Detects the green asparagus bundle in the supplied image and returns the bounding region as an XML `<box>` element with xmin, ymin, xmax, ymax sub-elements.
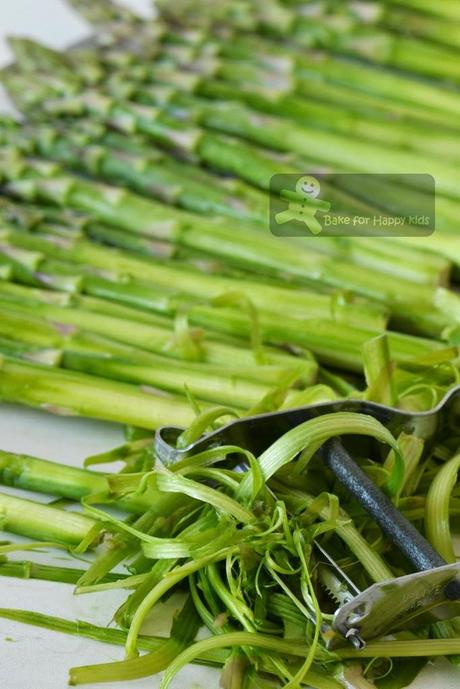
<box><xmin>4</xmin><ymin>156</ymin><xmax>460</xmax><ymax>340</ymax></box>
<box><xmin>1</xmin><ymin>116</ymin><xmax>454</xmax><ymax>287</ymax></box>
<box><xmin>7</xmin><ymin>51</ymin><xmax>460</xmax><ymax>206</ymax></box>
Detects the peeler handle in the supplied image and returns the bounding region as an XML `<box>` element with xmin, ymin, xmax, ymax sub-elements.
<box><xmin>320</xmin><ymin>438</ymin><xmax>446</xmax><ymax>572</ymax></box>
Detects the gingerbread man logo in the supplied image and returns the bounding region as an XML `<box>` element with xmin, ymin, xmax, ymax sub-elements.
<box><xmin>275</xmin><ymin>175</ymin><xmax>331</xmax><ymax>235</ymax></box>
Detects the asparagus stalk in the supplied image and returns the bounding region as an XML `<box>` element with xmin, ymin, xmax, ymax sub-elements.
<box><xmin>384</xmin><ymin>0</ymin><xmax>460</xmax><ymax>21</ymax></box>
<box><xmin>77</xmin><ymin>0</ymin><xmax>460</xmax><ymax>82</ymax></box>
<box><xmin>23</xmin><ymin>120</ymin><xmax>270</xmax><ymax>225</ymax></box>
<box><xmin>0</xmin><ymin>491</ymin><xmax>97</xmax><ymax>545</ymax></box>
<box><xmin>0</xmin><ymin>560</ymin><xmax>125</xmax><ymax>584</ymax></box>
<box><xmin>285</xmin><ymin>7</ymin><xmax>460</xmax><ymax>82</ymax></box>
<box><xmin>78</xmin><ymin>0</ymin><xmax>460</xmax><ymax>82</ymax></box>
<box><xmin>20</xmin><ymin>31</ymin><xmax>460</xmax><ymax>144</ymax></box>
<box><xmin>36</xmin><ymin>80</ymin><xmax>460</xmax><ymax>203</ymax></box>
<box><xmin>193</xmin><ymin>67</ymin><xmax>460</xmax><ymax>164</ymax></box>
<box><xmin>0</xmin><ymin>241</ymin><xmax>447</xmax><ymax>376</ymax></box>
<box><xmin>382</xmin><ymin>6</ymin><xmax>460</xmax><ymax>50</ymax></box>
<box><xmin>65</xmin><ymin>21</ymin><xmax>458</xmax><ymax>166</ymax></box>
<box><xmin>140</xmin><ymin>25</ymin><xmax>460</xmax><ymax>121</ymax></box>
<box><xmin>0</xmin><ymin>450</ymin><xmax>195</xmax><ymax>518</ymax></box>
<box><xmin>0</xmin><ymin>268</ymin><xmax>445</xmax><ymax>373</ymax></box>
<box><xmin>0</xmin><ymin>212</ymin><xmax>390</xmax><ymax>332</ymax></box>
<box><xmin>31</xmin><ymin>42</ymin><xmax>460</xmax><ymax>233</ymax></box>
<box><xmin>58</xmin><ymin>350</ymin><xmax>298</xmax><ymax>410</ymax></box>
<box><xmin>171</xmin><ymin>42</ymin><xmax>460</xmax><ymax>130</ymax></box>
<box><xmin>0</xmin><ymin>280</ymin><xmax>316</xmax><ymax>376</ymax></box>
<box><xmin>6</xmin><ymin>58</ymin><xmax>460</xmax><ymax>204</ymax></box>
<box><xmin>6</xmin><ymin>224</ymin><xmax>460</xmax><ymax>341</ymax></box>
<box><xmin>0</xmin><ymin>337</ymin><xmax>61</xmax><ymax>366</ymax></box>
<box><xmin>1</xmin><ymin>118</ymin><xmax>452</xmax><ymax>285</ymax></box>
<box><xmin>0</xmin><ymin>307</ymin><xmax>302</xmax><ymax>410</ymax></box>
<box><xmin>1</xmin><ymin>70</ymin><xmax>293</xmax><ymax>191</ymax></box>
<box><xmin>0</xmin><ymin>354</ymin><xmax>203</xmax><ymax>429</ymax></box>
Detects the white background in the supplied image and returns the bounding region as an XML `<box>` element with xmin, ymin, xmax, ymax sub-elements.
<box><xmin>0</xmin><ymin>1</ymin><xmax>459</xmax><ymax>687</ymax></box>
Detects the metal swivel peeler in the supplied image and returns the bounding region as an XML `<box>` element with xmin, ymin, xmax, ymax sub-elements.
<box><xmin>155</xmin><ymin>386</ymin><xmax>460</xmax><ymax>648</ymax></box>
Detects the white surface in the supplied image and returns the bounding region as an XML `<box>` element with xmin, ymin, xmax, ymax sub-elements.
<box><xmin>0</xmin><ymin>1</ymin><xmax>459</xmax><ymax>687</ymax></box>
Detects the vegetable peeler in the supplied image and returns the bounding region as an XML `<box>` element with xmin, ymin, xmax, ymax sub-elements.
<box><xmin>155</xmin><ymin>386</ymin><xmax>460</xmax><ymax>647</ymax></box>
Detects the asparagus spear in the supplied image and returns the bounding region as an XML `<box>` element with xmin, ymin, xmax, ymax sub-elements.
<box><xmin>1</xmin><ymin>117</ymin><xmax>450</xmax><ymax>285</ymax></box>
<box><xmin>0</xmin><ymin>491</ymin><xmax>97</xmax><ymax>545</ymax></box>
<box><xmin>0</xmin><ymin>560</ymin><xmax>125</xmax><ymax>585</ymax></box>
<box><xmin>383</xmin><ymin>0</ymin><xmax>460</xmax><ymax>21</ymax></box>
<box><xmin>190</xmin><ymin>66</ymin><xmax>460</xmax><ymax>164</ymax></box>
<box><xmin>0</xmin><ymin>305</ymin><xmax>304</xmax><ymax>410</ymax></box>
<box><xmin>0</xmin><ymin>449</ymin><xmax>195</xmax><ymax>518</ymax></box>
<box><xmin>0</xmin><ymin>254</ymin><xmax>446</xmax><ymax>372</ymax></box>
<box><xmin>382</xmin><ymin>6</ymin><xmax>460</xmax><ymax>50</ymax></box>
<box><xmin>88</xmin><ymin>0</ymin><xmax>460</xmax><ymax>82</ymax></box>
<box><xmin>0</xmin><ymin>235</ymin><xmax>447</xmax><ymax>375</ymax></box>
<box><xmin>5</xmin><ymin>53</ymin><xmax>460</xmax><ymax>206</ymax></box>
<box><xmin>260</xmin><ymin>2</ymin><xmax>460</xmax><ymax>82</ymax></box>
<box><xmin>5</xmin><ymin>217</ymin><xmax>460</xmax><ymax>341</ymax></box>
<box><xmin>23</xmin><ymin>32</ymin><xmax>460</xmax><ymax>173</ymax></box>
<box><xmin>0</xmin><ymin>354</ymin><xmax>204</xmax><ymax>429</ymax></box>
<box><xmin>0</xmin><ymin>196</ymin><xmax>391</xmax><ymax>333</ymax></box>
<box><xmin>107</xmin><ymin>16</ymin><xmax>460</xmax><ymax>123</ymax></box>
<box><xmin>0</xmin><ymin>280</ymin><xmax>316</xmax><ymax>376</ymax></box>
<box><xmin>4</xmin><ymin>117</ymin><xmax>270</xmax><ymax>225</ymax></box>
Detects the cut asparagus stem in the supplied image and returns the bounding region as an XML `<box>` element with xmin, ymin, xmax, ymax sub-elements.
<box><xmin>0</xmin><ymin>608</ymin><xmax>228</xmax><ymax>665</ymax></box>
<box><xmin>0</xmin><ymin>450</ymin><xmax>156</xmax><ymax>514</ymax></box>
<box><xmin>0</xmin><ymin>491</ymin><xmax>97</xmax><ymax>545</ymax></box>
<box><xmin>0</xmin><ymin>355</ymin><xmax>204</xmax><ymax>429</ymax></box>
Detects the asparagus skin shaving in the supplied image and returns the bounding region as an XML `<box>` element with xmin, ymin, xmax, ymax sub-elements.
<box><xmin>0</xmin><ymin>607</ymin><xmax>227</xmax><ymax>666</ymax></box>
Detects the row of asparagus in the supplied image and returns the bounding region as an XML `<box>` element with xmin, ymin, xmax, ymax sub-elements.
<box><xmin>0</xmin><ymin>0</ymin><xmax>458</xmax><ymax>427</ymax></box>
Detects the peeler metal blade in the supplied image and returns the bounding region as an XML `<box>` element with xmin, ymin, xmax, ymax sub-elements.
<box><xmin>331</xmin><ymin>561</ymin><xmax>460</xmax><ymax>649</ymax></box>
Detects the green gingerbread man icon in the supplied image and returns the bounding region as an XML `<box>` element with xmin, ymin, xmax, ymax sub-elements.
<box><xmin>275</xmin><ymin>176</ymin><xmax>331</xmax><ymax>235</ymax></box>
